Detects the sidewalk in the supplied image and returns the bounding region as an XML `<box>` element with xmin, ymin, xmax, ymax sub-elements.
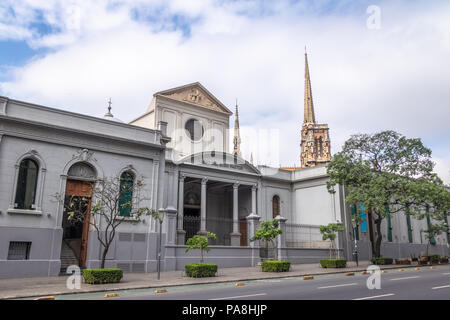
<box><xmin>0</xmin><ymin>261</ymin><xmax>417</xmax><ymax>299</ymax></box>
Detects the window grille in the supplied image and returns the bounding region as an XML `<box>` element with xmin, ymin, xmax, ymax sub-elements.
<box><xmin>7</xmin><ymin>241</ymin><xmax>31</xmax><ymax>260</ymax></box>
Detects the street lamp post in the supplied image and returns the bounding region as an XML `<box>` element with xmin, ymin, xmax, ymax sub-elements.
<box><xmin>157</xmin><ymin>209</ymin><xmax>165</xmax><ymax>280</ymax></box>
<box><xmin>352</xmin><ymin>220</ymin><xmax>359</xmax><ymax>267</ymax></box>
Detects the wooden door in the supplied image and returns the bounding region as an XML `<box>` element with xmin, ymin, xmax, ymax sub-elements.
<box><xmin>65</xmin><ymin>180</ymin><xmax>93</xmax><ymax>268</ymax></box>
<box><xmin>239</xmin><ymin>219</ymin><xmax>248</xmax><ymax>246</ymax></box>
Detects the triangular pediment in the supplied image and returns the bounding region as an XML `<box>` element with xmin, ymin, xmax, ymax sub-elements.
<box><xmin>155</xmin><ymin>82</ymin><xmax>232</xmax><ymax>114</ymax></box>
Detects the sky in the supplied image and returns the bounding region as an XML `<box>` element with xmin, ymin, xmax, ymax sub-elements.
<box><xmin>0</xmin><ymin>0</ymin><xmax>449</xmax><ymax>184</ymax></box>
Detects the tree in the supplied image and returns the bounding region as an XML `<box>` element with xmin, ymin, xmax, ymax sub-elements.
<box><xmin>327</xmin><ymin>130</ymin><xmax>450</xmax><ymax>258</ymax></box>
<box><xmin>55</xmin><ymin>175</ymin><xmax>157</xmax><ymax>269</ymax></box>
<box><xmin>185</xmin><ymin>232</ymin><xmax>217</xmax><ymax>263</ymax></box>
<box><xmin>320</xmin><ymin>223</ymin><xmax>345</xmax><ymax>259</ymax></box>
<box><xmin>417</xmin><ymin>207</ymin><xmax>449</xmax><ymax>256</ymax></box>
<box><xmin>250</xmin><ymin>219</ymin><xmax>283</xmax><ymax>260</ymax></box>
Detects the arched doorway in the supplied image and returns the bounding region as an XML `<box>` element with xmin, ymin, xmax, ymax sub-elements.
<box><xmin>61</xmin><ymin>162</ymin><xmax>97</xmax><ymax>271</ymax></box>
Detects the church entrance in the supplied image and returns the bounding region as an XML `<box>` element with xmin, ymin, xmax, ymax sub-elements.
<box><xmin>60</xmin><ymin>162</ymin><xmax>97</xmax><ymax>272</ymax></box>
<box><xmin>183</xmin><ymin>207</ymin><xmax>201</xmax><ymax>244</ymax></box>
<box><xmin>61</xmin><ymin>180</ymin><xmax>93</xmax><ymax>269</ymax></box>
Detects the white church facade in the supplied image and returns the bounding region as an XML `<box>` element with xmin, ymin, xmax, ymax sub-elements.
<box><xmin>0</xmin><ymin>60</ymin><xmax>448</xmax><ymax>279</ymax></box>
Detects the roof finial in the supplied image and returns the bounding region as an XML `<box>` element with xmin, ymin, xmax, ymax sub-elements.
<box><xmin>105</xmin><ymin>98</ymin><xmax>113</xmax><ymax>117</ymax></box>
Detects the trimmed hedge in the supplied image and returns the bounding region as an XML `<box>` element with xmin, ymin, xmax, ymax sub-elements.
<box><xmin>82</xmin><ymin>268</ymin><xmax>123</xmax><ymax>284</ymax></box>
<box><xmin>261</xmin><ymin>260</ymin><xmax>291</xmax><ymax>272</ymax></box>
<box><xmin>320</xmin><ymin>259</ymin><xmax>347</xmax><ymax>268</ymax></box>
<box><xmin>185</xmin><ymin>263</ymin><xmax>218</xmax><ymax>278</ymax></box>
<box><xmin>371</xmin><ymin>257</ymin><xmax>393</xmax><ymax>265</ymax></box>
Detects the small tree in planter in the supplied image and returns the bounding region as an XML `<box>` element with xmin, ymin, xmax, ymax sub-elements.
<box><xmin>320</xmin><ymin>223</ymin><xmax>345</xmax><ymax>259</ymax></box>
<box><xmin>250</xmin><ymin>219</ymin><xmax>283</xmax><ymax>260</ymax></box>
<box><xmin>421</xmin><ymin>221</ymin><xmax>447</xmax><ymax>258</ymax></box>
<box><xmin>184</xmin><ymin>232</ymin><xmax>218</xmax><ymax>278</ymax></box>
<box><xmin>185</xmin><ymin>232</ymin><xmax>217</xmax><ymax>263</ymax></box>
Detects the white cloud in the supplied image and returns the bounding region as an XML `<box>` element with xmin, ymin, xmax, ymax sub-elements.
<box><xmin>0</xmin><ymin>0</ymin><xmax>449</xmax><ymax>182</ymax></box>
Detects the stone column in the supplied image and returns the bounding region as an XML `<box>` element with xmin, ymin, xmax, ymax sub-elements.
<box><xmin>251</xmin><ymin>184</ymin><xmax>257</xmax><ymax>215</ymax></box>
<box><xmin>165</xmin><ymin>208</ymin><xmax>177</xmax><ymax>245</ymax></box>
<box><xmin>198</xmin><ymin>177</ymin><xmax>208</xmax><ymax>235</ymax></box>
<box><xmin>275</xmin><ymin>215</ymin><xmax>287</xmax><ymax>261</ymax></box>
<box><xmin>247</xmin><ymin>212</ymin><xmax>261</xmax><ymax>266</ymax></box>
<box><xmin>176</xmin><ymin>174</ymin><xmax>186</xmax><ymax>245</ymax></box>
<box><xmin>230</xmin><ymin>182</ymin><xmax>241</xmax><ymax>246</ymax></box>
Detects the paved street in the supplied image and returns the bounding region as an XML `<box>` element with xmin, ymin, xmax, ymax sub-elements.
<box><xmin>2</xmin><ymin>260</ymin><xmax>408</xmax><ymax>299</ymax></box>
<box><xmin>42</xmin><ymin>264</ymin><xmax>450</xmax><ymax>300</ymax></box>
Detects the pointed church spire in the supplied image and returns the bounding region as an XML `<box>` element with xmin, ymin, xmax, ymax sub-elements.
<box><xmin>304</xmin><ymin>50</ymin><xmax>316</xmax><ymax>123</ymax></box>
<box><xmin>233</xmin><ymin>99</ymin><xmax>242</xmax><ymax>157</ymax></box>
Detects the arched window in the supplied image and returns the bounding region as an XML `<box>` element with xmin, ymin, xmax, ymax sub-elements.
<box><xmin>14</xmin><ymin>159</ymin><xmax>39</xmax><ymax>210</ymax></box>
<box><xmin>119</xmin><ymin>171</ymin><xmax>134</xmax><ymax>217</ymax></box>
<box><xmin>272</xmin><ymin>195</ymin><xmax>280</xmax><ymax>218</ymax></box>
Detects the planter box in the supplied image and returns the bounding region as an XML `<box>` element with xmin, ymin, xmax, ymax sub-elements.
<box><xmin>395</xmin><ymin>259</ymin><xmax>411</xmax><ymax>265</ymax></box>
<box><xmin>439</xmin><ymin>258</ymin><xmax>449</xmax><ymax>264</ymax></box>
<box><xmin>320</xmin><ymin>259</ymin><xmax>347</xmax><ymax>268</ymax></box>
<box><xmin>371</xmin><ymin>257</ymin><xmax>393</xmax><ymax>265</ymax></box>
<box><xmin>82</xmin><ymin>268</ymin><xmax>123</xmax><ymax>284</ymax></box>
<box><xmin>261</xmin><ymin>260</ymin><xmax>291</xmax><ymax>272</ymax></box>
<box><xmin>185</xmin><ymin>263</ymin><xmax>218</xmax><ymax>278</ymax></box>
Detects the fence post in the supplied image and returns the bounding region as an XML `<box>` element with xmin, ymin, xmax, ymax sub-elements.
<box><xmin>165</xmin><ymin>208</ymin><xmax>177</xmax><ymax>245</ymax></box>
<box><xmin>275</xmin><ymin>215</ymin><xmax>287</xmax><ymax>261</ymax></box>
<box><xmin>246</xmin><ymin>213</ymin><xmax>261</xmax><ymax>266</ymax></box>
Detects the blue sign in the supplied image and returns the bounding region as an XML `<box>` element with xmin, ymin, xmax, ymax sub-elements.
<box><xmin>360</xmin><ymin>203</ymin><xmax>367</xmax><ymax>232</ymax></box>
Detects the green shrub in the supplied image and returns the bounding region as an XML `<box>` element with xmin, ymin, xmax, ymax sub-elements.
<box><xmin>82</xmin><ymin>268</ymin><xmax>123</xmax><ymax>284</ymax></box>
<box><xmin>428</xmin><ymin>254</ymin><xmax>441</xmax><ymax>262</ymax></box>
<box><xmin>320</xmin><ymin>259</ymin><xmax>347</xmax><ymax>268</ymax></box>
<box><xmin>371</xmin><ymin>257</ymin><xmax>393</xmax><ymax>265</ymax></box>
<box><xmin>261</xmin><ymin>260</ymin><xmax>291</xmax><ymax>272</ymax></box>
<box><xmin>185</xmin><ymin>263</ymin><xmax>218</xmax><ymax>278</ymax></box>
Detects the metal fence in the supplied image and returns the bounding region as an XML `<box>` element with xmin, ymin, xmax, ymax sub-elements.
<box><xmin>285</xmin><ymin>223</ymin><xmax>329</xmax><ymax>248</ymax></box>
<box><xmin>182</xmin><ymin>216</ymin><xmax>235</xmax><ymax>246</ymax></box>
<box><xmin>182</xmin><ymin>218</ymin><xmax>330</xmax><ymax>249</ymax></box>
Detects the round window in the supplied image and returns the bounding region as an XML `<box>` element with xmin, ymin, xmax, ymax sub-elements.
<box><xmin>184</xmin><ymin>119</ymin><xmax>204</xmax><ymax>141</ymax></box>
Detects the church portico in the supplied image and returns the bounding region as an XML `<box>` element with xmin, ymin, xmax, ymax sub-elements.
<box><xmin>175</xmin><ymin>159</ymin><xmax>260</xmax><ymax>247</ymax></box>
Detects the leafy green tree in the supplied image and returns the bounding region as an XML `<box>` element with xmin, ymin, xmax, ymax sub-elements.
<box><xmin>326</xmin><ymin>130</ymin><xmax>450</xmax><ymax>258</ymax></box>
<box><xmin>185</xmin><ymin>232</ymin><xmax>217</xmax><ymax>263</ymax></box>
<box><xmin>250</xmin><ymin>219</ymin><xmax>283</xmax><ymax>260</ymax></box>
<box><xmin>417</xmin><ymin>211</ymin><xmax>449</xmax><ymax>256</ymax></box>
<box><xmin>320</xmin><ymin>223</ymin><xmax>345</xmax><ymax>259</ymax></box>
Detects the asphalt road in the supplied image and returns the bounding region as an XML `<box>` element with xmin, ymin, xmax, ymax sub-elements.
<box><xmin>53</xmin><ymin>264</ymin><xmax>450</xmax><ymax>300</ymax></box>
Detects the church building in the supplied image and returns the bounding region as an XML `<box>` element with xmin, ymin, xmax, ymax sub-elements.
<box><xmin>0</xmin><ymin>54</ymin><xmax>448</xmax><ymax>279</ymax></box>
